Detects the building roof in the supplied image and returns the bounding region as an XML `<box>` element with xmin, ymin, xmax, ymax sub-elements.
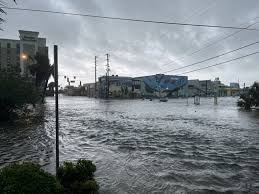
<box><xmin>19</xmin><ymin>30</ymin><xmax>39</xmax><ymax>35</ymax></box>
<box><xmin>99</xmin><ymin>75</ymin><xmax>132</xmax><ymax>80</ymax></box>
<box><xmin>0</xmin><ymin>38</ymin><xmax>19</xmax><ymax>41</ymax></box>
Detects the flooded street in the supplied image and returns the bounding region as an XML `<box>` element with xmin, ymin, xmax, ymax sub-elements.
<box><xmin>1</xmin><ymin>96</ymin><xmax>259</xmax><ymax>193</ymax></box>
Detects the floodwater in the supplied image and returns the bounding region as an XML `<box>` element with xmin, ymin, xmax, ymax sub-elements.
<box><xmin>0</xmin><ymin>96</ymin><xmax>259</xmax><ymax>194</ymax></box>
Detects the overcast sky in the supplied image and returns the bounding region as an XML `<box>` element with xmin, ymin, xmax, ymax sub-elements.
<box><xmin>1</xmin><ymin>0</ymin><xmax>259</xmax><ymax>87</ymax></box>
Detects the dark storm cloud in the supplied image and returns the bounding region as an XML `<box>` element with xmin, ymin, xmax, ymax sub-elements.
<box><xmin>1</xmin><ymin>0</ymin><xmax>259</xmax><ymax>86</ymax></box>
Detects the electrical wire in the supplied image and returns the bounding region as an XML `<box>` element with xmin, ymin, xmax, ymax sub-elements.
<box><xmin>161</xmin><ymin>40</ymin><xmax>259</xmax><ymax>74</ymax></box>
<box><xmin>2</xmin><ymin>6</ymin><xmax>259</xmax><ymax>31</ymax></box>
<box><xmin>3</xmin><ymin>6</ymin><xmax>258</xmax><ymax>80</ymax></box>
<box><xmin>177</xmin><ymin>52</ymin><xmax>259</xmax><ymax>75</ymax></box>
<box><xmin>160</xmin><ymin>16</ymin><xmax>259</xmax><ymax>68</ymax></box>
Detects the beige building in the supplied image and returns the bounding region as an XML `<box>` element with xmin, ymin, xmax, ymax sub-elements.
<box><xmin>0</xmin><ymin>30</ymin><xmax>48</xmax><ymax>76</ymax></box>
<box><xmin>83</xmin><ymin>82</ymin><xmax>99</xmax><ymax>97</ymax></box>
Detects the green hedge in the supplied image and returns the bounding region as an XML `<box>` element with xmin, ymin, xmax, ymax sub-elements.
<box><xmin>57</xmin><ymin>159</ymin><xmax>98</xmax><ymax>194</ymax></box>
<box><xmin>0</xmin><ymin>163</ymin><xmax>62</xmax><ymax>194</ymax></box>
<box><xmin>238</xmin><ymin>82</ymin><xmax>259</xmax><ymax>109</ymax></box>
<box><xmin>0</xmin><ymin>160</ymin><xmax>99</xmax><ymax>194</ymax></box>
<box><xmin>0</xmin><ymin>72</ymin><xmax>40</xmax><ymax>121</ymax></box>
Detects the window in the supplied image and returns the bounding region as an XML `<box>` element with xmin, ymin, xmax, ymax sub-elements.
<box><xmin>7</xmin><ymin>56</ymin><xmax>11</xmax><ymax>65</ymax></box>
<box><xmin>134</xmin><ymin>85</ymin><xmax>141</xmax><ymax>89</ymax></box>
<box><xmin>7</xmin><ymin>43</ymin><xmax>11</xmax><ymax>55</ymax></box>
<box><xmin>16</xmin><ymin>44</ymin><xmax>20</xmax><ymax>54</ymax></box>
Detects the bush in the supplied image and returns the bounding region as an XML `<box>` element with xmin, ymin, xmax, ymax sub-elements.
<box><xmin>0</xmin><ymin>162</ymin><xmax>62</xmax><ymax>194</ymax></box>
<box><xmin>0</xmin><ymin>72</ymin><xmax>40</xmax><ymax>121</ymax></box>
<box><xmin>57</xmin><ymin>160</ymin><xmax>98</xmax><ymax>194</ymax></box>
<box><xmin>238</xmin><ymin>82</ymin><xmax>259</xmax><ymax>109</ymax></box>
<box><xmin>71</xmin><ymin>180</ymin><xmax>99</xmax><ymax>194</ymax></box>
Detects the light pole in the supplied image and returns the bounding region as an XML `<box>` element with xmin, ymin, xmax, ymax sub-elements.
<box><xmin>54</xmin><ymin>45</ymin><xmax>59</xmax><ymax>173</ymax></box>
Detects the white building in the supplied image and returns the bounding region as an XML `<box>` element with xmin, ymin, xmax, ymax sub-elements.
<box><xmin>0</xmin><ymin>30</ymin><xmax>48</xmax><ymax>77</ymax></box>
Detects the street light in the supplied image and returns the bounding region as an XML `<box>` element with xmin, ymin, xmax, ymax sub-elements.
<box><xmin>63</xmin><ymin>75</ymin><xmax>77</xmax><ymax>86</ymax></box>
<box><xmin>21</xmin><ymin>53</ymin><xmax>28</xmax><ymax>60</ymax></box>
<box><xmin>20</xmin><ymin>53</ymin><xmax>35</xmax><ymax>78</ymax></box>
<box><xmin>21</xmin><ymin>53</ymin><xmax>34</xmax><ymax>62</ymax></box>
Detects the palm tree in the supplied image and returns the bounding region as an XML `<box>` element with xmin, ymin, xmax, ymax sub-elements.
<box><xmin>29</xmin><ymin>53</ymin><xmax>54</xmax><ymax>102</ymax></box>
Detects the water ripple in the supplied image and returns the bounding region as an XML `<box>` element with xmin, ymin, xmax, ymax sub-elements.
<box><xmin>0</xmin><ymin>97</ymin><xmax>259</xmax><ymax>193</ymax></box>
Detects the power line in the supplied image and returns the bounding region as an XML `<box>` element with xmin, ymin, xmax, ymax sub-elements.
<box><xmin>180</xmin><ymin>0</ymin><xmax>217</xmax><ymax>23</ymax></box>
<box><xmin>177</xmin><ymin>52</ymin><xmax>259</xmax><ymax>75</ymax></box>
<box><xmin>156</xmin><ymin>0</ymin><xmax>217</xmax><ymax>68</ymax></box>
<box><xmin>160</xmin><ymin>16</ymin><xmax>259</xmax><ymax>68</ymax></box>
<box><xmin>95</xmin><ymin>56</ymin><xmax>97</xmax><ymax>96</ymax></box>
<box><xmin>161</xmin><ymin>40</ymin><xmax>259</xmax><ymax>74</ymax></box>
<box><xmin>182</xmin><ymin>18</ymin><xmax>259</xmax><ymax>57</ymax></box>
<box><xmin>59</xmin><ymin>74</ymin><xmax>88</xmax><ymax>78</ymax></box>
<box><xmin>2</xmin><ymin>6</ymin><xmax>259</xmax><ymax>31</ymax></box>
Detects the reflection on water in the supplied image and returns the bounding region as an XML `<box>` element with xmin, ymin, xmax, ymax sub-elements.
<box><xmin>1</xmin><ymin>96</ymin><xmax>259</xmax><ymax>193</ymax></box>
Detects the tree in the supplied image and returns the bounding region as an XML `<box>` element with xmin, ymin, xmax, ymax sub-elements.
<box><xmin>237</xmin><ymin>82</ymin><xmax>259</xmax><ymax>110</ymax></box>
<box><xmin>29</xmin><ymin>53</ymin><xmax>51</xmax><ymax>86</ymax></box>
<box><xmin>0</xmin><ymin>72</ymin><xmax>40</xmax><ymax>121</ymax></box>
<box><xmin>57</xmin><ymin>160</ymin><xmax>98</xmax><ymax>194</ymax></box>
<box><xmin>0</xmin><ymin>162</ymin><xmax>62</xmax><ymax>194</ymax></box>
<box><xmin>29</xmin><ymin>53</ymin><xmax>54</xmax><ymax>102</ymax></box>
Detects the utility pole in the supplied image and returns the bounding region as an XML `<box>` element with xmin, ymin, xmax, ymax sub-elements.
<box><xmin>186</xmin><ymin>84</ymin><xmax>189</xmax><ymax>105</ymax></box>
<box><xmin>106</xmin><ymin>54</ymin><xmax>110</xmax><ymax>99</ymax></box>
<box><xmin>214</xmin><ymin>84</ymin><xmax>218</xmax><ymax>105</ymax></box>
<box><xmin>205</xmin><ymin>80</ymin><xmax>208</xmax><ymax>97</ymax></box>
<box><xmin>95</xmin><ymin>56</ymin><xmax>97</xmax><ymax>97</ymax></box>
<box><xmin>54</xmin><ymin>45</ymin><xmax>59</xmax><ymax>173</ymax></box>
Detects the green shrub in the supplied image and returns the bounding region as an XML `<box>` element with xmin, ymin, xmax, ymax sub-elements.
<box><xmin>71</xmin><ymin>180</ymin><xmax>99</xmax><ymax>194</ymax></box>
<box><xmin>0</xmin><ymin>162</ymin><xmax>62</xmax><ymax>194</ymax></box>
<box><xmin>0</xmin><ymin>72</ymin><xmax>40</xmax><ymax>121</ymax></box>
<box><xmin>238</xmin><ymin>82</ymin><xmax>259</xmax><ymax>109</ymax></box>
<box><xmin>57</xmin><ymin>159</ymin><xmax>98</xmax><ymax>194</ymax></box>
<box><xmin>76</xmin><ymin>160</ymin><xmax>96</xmax><ymax>180</ymax></box>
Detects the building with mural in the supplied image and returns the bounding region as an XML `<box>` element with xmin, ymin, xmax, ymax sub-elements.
<box><xmin>135</xmin><ymin>74</ymin><xmax>188</xmax><ymax>98</ymax></box>
<box><xmin>97</xmin><ymin>74</ymin><xmax>188</xmax><ymax>99</ymax></box>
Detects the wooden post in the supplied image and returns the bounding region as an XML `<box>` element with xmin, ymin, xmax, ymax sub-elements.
<box><xmin>106</xmin><ymin>54</ymin><xmax>110</xmax><ymax>99</ymax></box>
<box><xmin>95</xmin><ymin>56</ymin><xmax>97</xmax><ymax>98</ymax></box>
<box><xmin>54</xmin><ymin>45</ymin><xmax>59</xmax><ymax>173</ymax></box>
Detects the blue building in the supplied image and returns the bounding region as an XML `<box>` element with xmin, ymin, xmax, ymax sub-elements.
<box><xmin>135</xmin><ymin>74</ymin><xmax>188</xmax><ymax>98</ymax></box>
<box><xmin>97</xmin><ymin>74</ymin><xmax>188</xmax><ymax>98</ymax></box>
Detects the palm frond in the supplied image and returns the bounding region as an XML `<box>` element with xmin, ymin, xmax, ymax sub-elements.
<box><xmin>0</xmin><ymin>0</ymin><xmax>16</xmax><ymax>28</ymax></box>
<box><xmin>0</xmin><ymin>8</ymin><xmax>7</xmax><ymax>14</ymax></box>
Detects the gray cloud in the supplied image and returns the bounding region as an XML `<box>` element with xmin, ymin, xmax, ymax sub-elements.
<box><xmin>1</xmin><ymin>0</ymin><xmax>259</xmax><ymax>86</ymax></box>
